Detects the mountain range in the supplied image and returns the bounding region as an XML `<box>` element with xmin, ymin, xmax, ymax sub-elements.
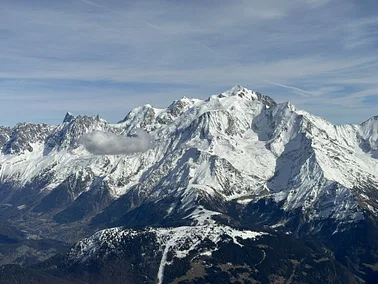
<box><xmin>1</xmin><ymin>86</ymin><xmax>378</xmax><ymax>283</ymax></box>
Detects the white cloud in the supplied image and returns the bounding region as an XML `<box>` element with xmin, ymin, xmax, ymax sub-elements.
<box><xmin>79</xmin><ymin>130</ymin><xmax>153</xmax><ymax>155</ymax></box>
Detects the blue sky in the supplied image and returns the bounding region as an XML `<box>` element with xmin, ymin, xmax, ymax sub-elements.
<box><xmin>1</xmin><ymin>0</ymin><xmax>378</xmax><ymax>126</ymax></box>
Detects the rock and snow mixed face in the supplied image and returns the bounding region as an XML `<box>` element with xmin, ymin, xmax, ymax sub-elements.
<box><xmin>0</xmin><ymin>85</ymin><xmax>377</xmax><ymax>227</ymax></box>
<box><xmin>68</xmin><ymin>207</ymin><xmax>266</xmax><ymax>284</ymax></box>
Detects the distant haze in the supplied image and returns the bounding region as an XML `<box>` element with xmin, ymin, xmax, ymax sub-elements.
<box><xmin>79</xmin><ymin>130</ymin><xmax>153</xmax><ymax>155</ymax></box>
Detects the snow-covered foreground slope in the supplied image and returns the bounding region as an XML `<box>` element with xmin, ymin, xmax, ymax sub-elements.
<box><xmin>69</xmin><ymin>207</ymin><xmax>265</xmax><ymax>284</ymax></box>
<box><xmin>40</xmin><ymin>204</ymin><xmax>357</xmax><ymax>284</ymax></box>
<box><xmin>0</xmin><ymin>85</ymin><xmax>378</xmax><ymax>233</ymax></box>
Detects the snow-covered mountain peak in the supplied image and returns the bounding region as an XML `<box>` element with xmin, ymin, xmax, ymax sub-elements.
<box><xmin>62</xmin><ymin>112</ymin><xmax>75</xmax><ymax>123</ymax></box>
<box><xmin>167</xmin><ymin>96</ymin><xmax>197</xmax><ymax>117</ymax></box>
<box><xmin>2</xmin><ymin>122</ymin><xmax>56</xmax><ymax>154</ymax></box>
<box><xmin>218</xmin><ymin>85</ymin><xmax>276</xmax><ymax>107</ymax></box>
<box><xmin>358</xmin><ymin>115</ymin><xmax>378</xmax><ymax>142</ymax></box>
<box><xmin>44</xmin><ymin>114</ymin><xmax>111</xmax><ymax>153</ymax></box>
<box><xmin>222</xmin><ymin>85</ymin><xmax>251</xmax><ymax>97</ymax></box>
<box><xmin>0</xmin><ymin>126</ymin><xmax>11</xmax><ymax>152</ymax></box>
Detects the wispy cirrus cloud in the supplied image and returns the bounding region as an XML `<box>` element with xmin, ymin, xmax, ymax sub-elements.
<box><xmin>0</xmin><ymin>0</ymin><xmax>378</xmax><ymax>125</ymax></box>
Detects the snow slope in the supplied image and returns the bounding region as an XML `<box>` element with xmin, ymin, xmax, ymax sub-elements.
<box><xmin>68</xmin><ymin>206</ymin><xmax>266</xmax><ymax>284</ymax></box>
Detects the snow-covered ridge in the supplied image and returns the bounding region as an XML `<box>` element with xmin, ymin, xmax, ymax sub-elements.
<box><xmin>69</xmin><ymin>207</ymin><xmax>266</xmax><ymax>284</ymax></box>
<box><xmin>0</xmin><ymin>85</ymin><xmax>378</xmax><ymax>225</ymax></box>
